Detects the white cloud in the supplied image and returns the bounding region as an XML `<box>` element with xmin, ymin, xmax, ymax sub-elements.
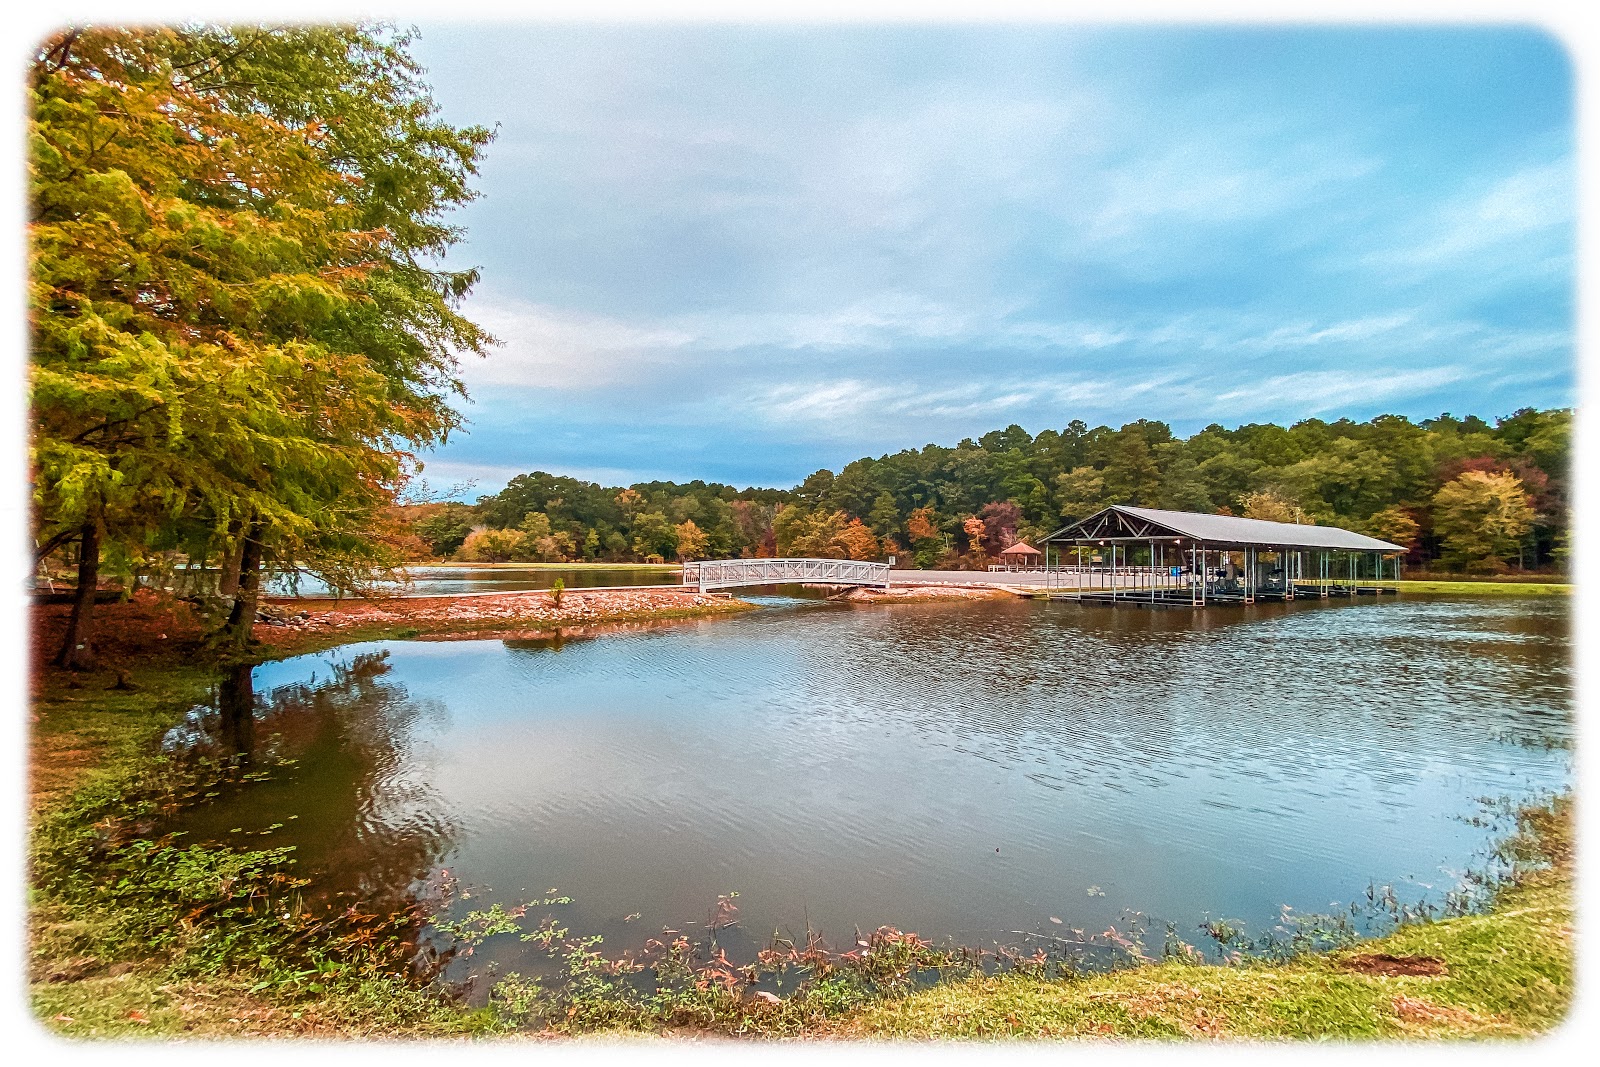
<box><xmin>461</xmin><ymin>299</ymin><xmax>695</xmax><ymax>390</ymax></box>
<box><xmin>1208</xmin><ymin>367</ymin><xmax>1469</xmax><ymax>416</ymax></box>
<box><xmin>1360</xmin><ymin>158</ymin><xmax>1573</xmax><ymax>279</ymax></box>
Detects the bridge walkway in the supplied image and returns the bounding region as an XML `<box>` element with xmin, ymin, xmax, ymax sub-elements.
<box><xmin>682</xmin><ymin>558</ymin><xmax>891</xmax><ymax>592</ymax></box>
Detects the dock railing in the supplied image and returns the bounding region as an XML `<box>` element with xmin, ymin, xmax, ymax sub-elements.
<box><xmin>682</xmin><ymin>557</ymin><xmax>892</xmax><ymax>592</ymax></box>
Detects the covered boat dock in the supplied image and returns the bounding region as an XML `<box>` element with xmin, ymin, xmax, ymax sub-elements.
<box><xmin>1038</xmin><ymin>505</ymin><xmax>1404</xmax><ymax>606</ymax></box>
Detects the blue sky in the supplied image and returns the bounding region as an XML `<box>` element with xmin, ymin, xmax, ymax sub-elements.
<box><xmin>408</xmin><ymin>24</ymin><xmax>1573</xmax><ymax>495</ymax></box>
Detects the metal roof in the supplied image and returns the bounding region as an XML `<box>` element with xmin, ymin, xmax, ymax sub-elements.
<box><xmin>1042</xmin><ymin>505</ymin><xmax>1403</xmax><ymax>551</ymax></box>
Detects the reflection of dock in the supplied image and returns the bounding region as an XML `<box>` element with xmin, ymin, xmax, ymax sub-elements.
<box><xmin>1037</xmin><ymin>505</ymin><xmax>1405</xmax><ymax>608</ymax></box>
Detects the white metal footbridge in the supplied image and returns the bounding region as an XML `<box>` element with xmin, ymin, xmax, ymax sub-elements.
<box><xmin>682</xmin><ymin>558</ymin><xmax>891</xmax><ymax>592</ymax></box>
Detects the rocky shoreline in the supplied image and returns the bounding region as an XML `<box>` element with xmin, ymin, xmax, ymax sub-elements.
<box><xmin>259</xmin><ymin>586</ymin><xmax>755</xmax><ymax>639</ymax></box>
<box><xmin>263</xmin><ymin>581</ymin><xmax>1022</xmax><ymax>638</ymax></box>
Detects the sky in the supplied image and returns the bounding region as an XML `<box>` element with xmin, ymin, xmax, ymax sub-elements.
<box><xmin>407</xmin><ymin>23</ymin><xmax>1574</xmax><ymax>496</ymax></box>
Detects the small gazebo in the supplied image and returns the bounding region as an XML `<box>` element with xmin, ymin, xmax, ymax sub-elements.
<box><xmin>997</xmin><ymin>541</ymin><xmax>1042</xmax><ymax>570</ymax></box>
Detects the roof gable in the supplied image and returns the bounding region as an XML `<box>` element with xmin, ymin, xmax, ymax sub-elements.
<box><xmin>1043</xmin><ymin>505</ymin><xmax>1402</xmax><ymax>552</ymax></box>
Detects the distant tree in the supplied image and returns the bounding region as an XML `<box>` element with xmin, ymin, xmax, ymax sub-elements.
<box><xmin>794</xmin><ymin>469</ymin><xmax>836</xmax><ymax>508</ymax></box>
<box><xmin>614</xmin><ymin>488</ymin><xmax>644</xmax><ymax>522</ymax></box>
<box><xmin>525</xmin><ymin>530</ymin><xmax>574</xmax><ymax>563</ymax></box>
<box><xmin>1155</xmin><ymin>444</ymin><xmax>1213</xmax><ymax>513</ymax></box>
<box><xmin>630</xmin><ymin>511</ymin><xmax>677</xmax><ymax>561</ymax></box>
<box><xmin>1240</xmin><ymin>490</ymin><xmax>1298</xmax><ymax>523</ymax></box>
<box><xmin>867</xmin><ymin>491</ymin><xmax>902</xmax><ymax>539</ymax></box>
<box><xmin>674</xmin><ymin>519</ymin><xmax>710</xmax><ymax>561</ymax></box>
<box><xmin>416</xmin><ymin>505</ymin><xmax>476</xmax><ymax>557</ymax></box>
<box><xmin>459</xmin><ymin>527</ymin><xmax>525</xmax><ymax>562</ymax></box>
<box><xmin>833</xmin><ymin>519</ymin><xmax>880</xmax><ymax>561</ymax></box>
<box><xmin>773</xmin><ymin>506</ymin><xmax>875</xmax><ymax>559</ymax></box>
<box><xmin>1432</xmin><ymin>471</ymin><xmax>1534</xmax><ymax>573</ymax></box>
<box><xmin>1365</xmin><ymin>506</ymin><xmax>1421</xmax><ymax>553</ymax></box>
<box><xmin>962</xmin><ymin>516</ymin><xmax>988</xmax><ymax>561</ymax></box>
<box><xmin>1098</xmin><ymin>423</ymin><xmax>1165</xmax><ymax>505</ymax></box>
<box><xmin>728</xmin><ymin>499</ymin><xmax>776</xmax><ymax>557</ymax></box>
<box><xmin>583</xmin><ymin>528</ymin><xmax>601</xmax><ymax>560</ymax></box>
<box><xmin>978</xmin><ymin>501</ymin><xmax>1022</xmax><ymax>553</ymax></box>
<box><xmin>1194</xmin><ymin>448</ymin><xmax>1262</xmax><ymax>513</ymax></box>
<box><xmin>1055</xmin><ymin>467</ymin><xmax>1107</xmax><ymax>523</ymax></box>
<box><xmin>906</xmin><ymin>506</ymin><xmax>943</xmax><ymax>569</ymax></box>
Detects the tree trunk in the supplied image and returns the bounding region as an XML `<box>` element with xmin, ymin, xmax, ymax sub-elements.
<box><xmin>217</xmin><ymin>660</ymin><xmax>256</xmax><ymax>768</ymax></box>
<box><xmin>53</xmin><ymin>522</ymin><xmax>100</xmax><ymax>671</ymax></box>
<box><xmin>216</xmin><ymin>523</ymin><xmax>245</xmax><ymax>597</ymax></box>
<box><xmin>222</xmin><ymin>522</ymin><xmax>265</xmax><ymax>649</ymax></box>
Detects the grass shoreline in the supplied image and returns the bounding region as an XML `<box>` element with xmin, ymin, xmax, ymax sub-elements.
<box><xmin>1379</xmin><ymin>579</ymin><xmax>1570</xmax><ymax>596</ymax></box>
<box><xmin>27</xmin><ymin>593</ymin><xmax>1574</xmax><ymax>1040</ymax></box>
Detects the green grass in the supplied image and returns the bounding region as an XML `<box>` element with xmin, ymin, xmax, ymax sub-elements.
<box><xmin>1381</xmin><ymin>579</ymin><xmax>1570</xmax><ymax>596</ymax></box>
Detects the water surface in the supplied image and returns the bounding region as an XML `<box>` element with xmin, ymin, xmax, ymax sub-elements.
<box><xmin>166</xmin><ymin>595</ymin><xmax>1571</xmax><ymax>971</ymax></box>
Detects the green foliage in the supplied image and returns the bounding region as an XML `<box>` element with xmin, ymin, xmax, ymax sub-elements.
<box><xmin>461</xmin><ymin>407</ymin><xmax>1569</xmax><ymax>573</ymax></box>
<box><xmin>414</xmin><ymin>503</ymin><xmax>475</xmax><ymax>556</ymax></box>
<box><xmin>629</xmin><ymin>511</ymin><xmax>679</xmax><ymax>561</ymax></box>
<box><xmin>29</xmin><ymin>26</ymin><xmax>493</xmax><ymax>621</ymax></box>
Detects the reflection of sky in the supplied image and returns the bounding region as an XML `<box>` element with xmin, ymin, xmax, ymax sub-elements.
<box><xmin>212</xmin><ymin>596</ymin><xmax>1570</xmax><ymax>960</ymax></box>
<box><xmin>405</xmin><ymin>25</ymin><xmax>1573</xmax><ymax>492</ymax></box>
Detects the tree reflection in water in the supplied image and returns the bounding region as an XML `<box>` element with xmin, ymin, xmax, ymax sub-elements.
<box><xmin>163</xmin><ymin>650</ymin><xmax>461</xmax><ymax>925</ymax></box>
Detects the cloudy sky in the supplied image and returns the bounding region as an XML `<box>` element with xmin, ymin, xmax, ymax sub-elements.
<box><xmin>409</xmin><ymin>23</ymin><xmax>1573</xmax><ymax>494</ymax></box>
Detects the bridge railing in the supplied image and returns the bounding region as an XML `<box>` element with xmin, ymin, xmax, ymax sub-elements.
<box><xmin>682</xmin><ymin>557</ymin><xmax>892</xmax><ymax>592</ymax></box>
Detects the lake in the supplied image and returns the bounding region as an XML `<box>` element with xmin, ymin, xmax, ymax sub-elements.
<box><xmin>164</xmin><ymin>593</ymin><xmax>1571</xmax><ymax>977</ymax></box>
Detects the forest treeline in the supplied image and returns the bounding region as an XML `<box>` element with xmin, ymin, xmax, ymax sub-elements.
<box><xmin>409</xmin><ymin>407</ymin><xmax>1569</xmax><ymax>575</ymax></box>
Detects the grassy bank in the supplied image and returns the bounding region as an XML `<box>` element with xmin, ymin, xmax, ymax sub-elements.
<box><xmin>1382</xmin><ymin>579</ymin><xmax>1570</xmax><ymax>596</ymax></box>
